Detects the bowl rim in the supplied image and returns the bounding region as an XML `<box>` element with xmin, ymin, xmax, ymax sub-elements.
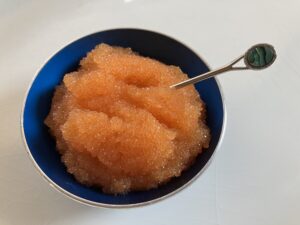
<box><xmin>20</xmin><ymin>27</ymin><xmax>227</xmax><ymax>208</ymax></box>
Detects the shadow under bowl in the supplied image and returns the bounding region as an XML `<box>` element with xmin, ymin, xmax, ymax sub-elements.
<box><xmin>21</xmin><ymin>28</ymin><xmax>226</xmax><ymax>208</ymax></box>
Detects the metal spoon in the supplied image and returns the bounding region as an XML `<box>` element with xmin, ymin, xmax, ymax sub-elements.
<box><xmin>170</xmin><ymin>43</ymin><xmax>276</xmax><ymax>89</ymax></box>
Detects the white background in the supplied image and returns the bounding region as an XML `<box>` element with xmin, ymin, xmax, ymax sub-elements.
<box><xmin>0</xmin><ymin>0</ymin><xmax>299</xmax><ymax>224</ymax></box>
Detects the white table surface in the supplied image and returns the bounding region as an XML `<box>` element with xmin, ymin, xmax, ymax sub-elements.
<box><xmin>1</xmin><ymin>0</ymin><xmax>300</xmax><ymax>224</ymax></box>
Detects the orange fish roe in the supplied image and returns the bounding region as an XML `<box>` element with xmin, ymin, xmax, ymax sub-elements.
<box><xmin>45</xmin><ymin>44</ymin><xmax>210</xmax><ymax>194</ymax></box>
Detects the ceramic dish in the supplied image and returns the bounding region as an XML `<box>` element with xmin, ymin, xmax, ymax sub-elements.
<box><xmin>21</xmin><ymin>28</ymin><xmax>226</xmax><ymax>208</ymax></box>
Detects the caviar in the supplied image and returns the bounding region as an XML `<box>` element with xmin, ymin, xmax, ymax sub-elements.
<box><xmin>45</xmin><ymin>44</ymin><xmax>210</xmax><ymax>194</ymax></box>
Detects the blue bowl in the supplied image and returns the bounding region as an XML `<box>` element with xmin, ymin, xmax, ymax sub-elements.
<box><xmin>21</xmin><ymin>28</ymin><xmax>225</xmax><ymax>207</ymax></box>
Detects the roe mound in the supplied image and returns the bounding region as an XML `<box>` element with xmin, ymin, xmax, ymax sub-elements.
<box><xmin>45</xmin><ymin>43</ymin><xmax>210</xmax><ymax>194</ymax></box>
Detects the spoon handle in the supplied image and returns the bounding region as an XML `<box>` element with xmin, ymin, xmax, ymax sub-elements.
<box><xmin>170</xmin><ymin>55</ymin><xmax>248</xmax><ymax>89</ymax></box>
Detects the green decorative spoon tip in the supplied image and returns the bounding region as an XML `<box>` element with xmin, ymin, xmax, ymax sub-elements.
<box><xmin>245</xmin><ymin>44</ymin><xmax>276</xmax><ymax>70</ymax></box>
